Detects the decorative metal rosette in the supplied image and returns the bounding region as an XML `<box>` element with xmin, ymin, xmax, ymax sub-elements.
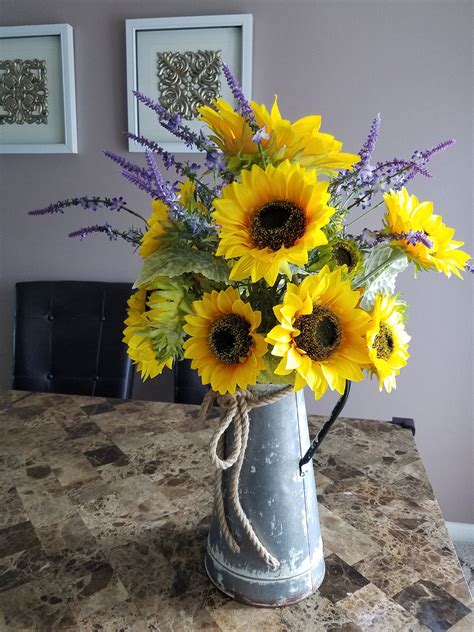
<box><xmin>0</xmin><ymin>58</ymin><xmax>48</xmax><ymax>125</ymax></box>
<box><xmin>157</xmin><ymin>50</ymin><xmax>221</xmax><ymax>120</ymax></box>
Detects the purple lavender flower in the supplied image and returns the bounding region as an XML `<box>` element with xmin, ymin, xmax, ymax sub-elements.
<box><xmin>145</xmin><ymin>150</ymin><xmax>178</xmax><ymax>208</ymax></box>
<box><xmin>134</xmin><ymin>90</ymin><xmax>215</xmax><ymax>153</ymax></box>
<box><xmin>252</xmin><ymin>126</ymin><xmax>270</xmax><ymax>144</ymax></box>
<box><xmin>80</xmin><ymin>197</ymin><xmax>99</xmax><ymax>211</ymax></box>
<box><xmin>120</xmin><ymin>169</ymin><xmax>158</xmax><ymax>199</ymax></box>
<box><xmin>359</xmin><ymin>228</ymin><xmax>379</xmax><ymax>246</ymax></box>
<box><xmin>69</xmin><ymin>223</ymin><xmax>117</xmax><ymax>242</ymax></box>
<box><xmin>167</xmin><ymin>114</ymin><xmax>182</xmax><ymax>132</ymax></box>
<box><xmin>29</xmin><ymin>201</ymin><xmax>65</xmax><ymax>216</ymax></box>
<box><xmin>420</xmin><ymin>138</ymin><xmax>455</xmax><ymax>162</ymax></box>
<box><xmin>125</xmin><ymin>136</ymin><xmax>177</xmax><ymax>171</ymax></box>
<box><xmin>104</xmin><ymin>150</ymin><xmax>149</xmax><ymax>178</ymax></box>
<box><xmin>221</xmin><ymin>62</ymin><xmax>256</xmax><ymax>126</ymax></box>
<box><xmin>133</xmin><ymin>90</ymin><xmax>169</xmax><ymax>121</ymax></box>
<box><xmin>403</xmin><ymin>230</ymin><xmax>434</xmax><ymax>249</ymax></box>
<box><xmin>331</xmin><ymin>112</ymin><xmax>455</xmax><ymax>215</ymax></box>
<box><xmin>29</xmin><ymin>196</ymin><xmax>128</xmax><ymax>217</ymax></box>
<box><xmin>359</xmin><ymin>114</ymin><xmax>381</xmax><ymax>167</ymax></box>
<box><xmin>108</xmin><ymin>196</ymin><xmax>125</xmax><ymax>211</ymax></box>
<box><xmin>205</xmin><ymin>149</ymin><xmax>225</xmax><ymax>172</ymax></box>
<box><xmin>357</xmin><ymin>228</ymin><xmax>434</xmax><ymax>250</ymax></box>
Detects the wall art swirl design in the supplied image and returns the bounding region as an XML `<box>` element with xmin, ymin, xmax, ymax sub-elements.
<box><xmin>157</xmin><ymin>50</ymin><xmax>221</xmax><ymax>120</ymax></box>
<box><xmin>0</xmin><ymin>58</ymin><xmax>48</xmax><ymax>125</ymax></box>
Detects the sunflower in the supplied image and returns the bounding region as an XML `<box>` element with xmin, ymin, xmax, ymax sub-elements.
<box><xmin>139</xmin><ymin>199</ymin><xmax>168</xmax><ymax>258</ymax></box>
<box><xmin>367</xmin><ymin>295</ymin><xmax>410</xmax><ymax>393</ymax></box>
<box><xmin>198</xmin><ymin>98</ymin><xmax>257</xmax><ymax>156</ymax></box>
<box><xmin>123</xmin><ymin>289</ymin><xmax>172</xmax><ymax>380</ymax></box>
<box><xmin>252</xmin><ymin>97</ymin><xmax>360</xmax><ymax>174</ymax></box>
<box><xmin>199</xmin><ymin>97</ymin><xmax>359</xmax><ymax>174</ymax></box>
<box><xmin>383</xmin><ymin>188</ymin><xmax>470</xmax><ymax>278</ymax></box>
<box><xmin>266</xmin><ymin>266</ymin><xmax>370</xmax><ymax>399</ymax></box>
<box><xmin>311</xmin><ymin>238</ymin><xmax>363</xmax><ymax>277</ymax></box>
<box><xmin>212</xmin><ymin>161</ymin><xmax>335</xmax><ymax>286</ymax></box>
<box><xmin>146</xmin><ymin>277</ymin><xmax>193</xmax><ymax>361</ymax></box>
<box><xmin>183</xmin><ymin>287</ymin><xmax>267</xmax><ymax>395</ymax></box>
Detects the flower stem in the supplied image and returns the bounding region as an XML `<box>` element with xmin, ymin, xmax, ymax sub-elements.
<box><xmin>345</xmin><ymin>200</ymin><xmax>384</xmax><ymax>227</ymax></box>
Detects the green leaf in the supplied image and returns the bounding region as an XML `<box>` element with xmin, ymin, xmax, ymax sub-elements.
<box><xmin>134</xmin><ymin>246</ymin><xmax>229</xmax><ymax>288</ymax></box>
<box><xmin>353</xmin><ymin>244</ymin><xmax>408</xmax><ymax>311</ymax></box>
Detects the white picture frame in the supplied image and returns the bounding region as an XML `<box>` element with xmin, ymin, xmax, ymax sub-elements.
<box><xmin>0</xmin><ymin>24</ymin><xmax>78</xmax><ymax>154</ymax></box>
<box><xmin>125</xmin><ymin>14</ymin><xmax>253</xmax><ymax>153</ymax></box>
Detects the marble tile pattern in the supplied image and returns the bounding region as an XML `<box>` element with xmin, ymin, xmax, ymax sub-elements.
<box><xmin>0</xmin><ymin>390</ymin><xmax>471</xmax><ymax>631</ymax></box>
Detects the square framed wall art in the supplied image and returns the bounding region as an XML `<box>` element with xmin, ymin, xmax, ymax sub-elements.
<box><xmin>126</xmin><ymin>14</ymin><xmax>253</xmax><ymax>153</ymax></box>
<box><xmin>0</xmin><ymin>24</ymin><xmax>78</xmax><ymax>154</ymax></box>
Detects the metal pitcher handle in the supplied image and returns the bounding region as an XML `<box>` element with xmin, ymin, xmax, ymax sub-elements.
<box><xmin>299</xmin><ymin>381</ymin><xmax>351</xmax><ymax>476</ymax></box>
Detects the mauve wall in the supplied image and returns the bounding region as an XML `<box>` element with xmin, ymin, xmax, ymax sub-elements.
<box><xmin>0</xmin><ymin>0</ymin><xmax>472</xmax><ymax>522</ymax></box>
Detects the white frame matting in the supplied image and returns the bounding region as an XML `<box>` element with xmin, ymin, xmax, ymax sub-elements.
<box><xmin>126</xmin><ymin>14</ymin><xmax>253</xmax><ymax>153</ymax></box>
<box><xmin>0</xmin><ymin>24</ymin><xmax>78</xmax><ymax>154</ymax></box>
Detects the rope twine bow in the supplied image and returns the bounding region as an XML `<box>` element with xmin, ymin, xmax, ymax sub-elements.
<box><xmin>200</xmin><ymin>384</ymin><xmax>293</xmax><ymax>569</ymax></box>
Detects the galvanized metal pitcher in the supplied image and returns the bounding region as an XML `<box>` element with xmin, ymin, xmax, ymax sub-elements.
<box><xmin>205</xmin><ymin>384</ymin><xmax>325</xmax><ymax>607</ymax></box>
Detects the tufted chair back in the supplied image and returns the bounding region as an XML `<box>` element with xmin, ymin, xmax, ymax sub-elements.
<box><xmin>13</xmin><ymin>281</ymin><xmax>134</xmax><ymax>399</ymax></box>
<box><xmin>173</xmin><ymin>358</ymin><xmax>209</xmax><ymax>405</ymax></box>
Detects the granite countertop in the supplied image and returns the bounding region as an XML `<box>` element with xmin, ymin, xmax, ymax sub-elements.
<box><xmin>0</xmin><ymin>390</ymin><xmax>471</xmax><ymax>631</ymax></box>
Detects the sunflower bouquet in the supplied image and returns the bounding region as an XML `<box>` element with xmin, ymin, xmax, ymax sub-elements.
<box><xmin>30</xmin><ymin>65</ymin><xmax>472</xmax><ymax>401</ymax></box>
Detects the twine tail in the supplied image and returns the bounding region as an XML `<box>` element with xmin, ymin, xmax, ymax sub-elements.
<box><xmin>203</xmin><ymin>385</ymin><xmax>293</xmax><ymax>569</ymax></box>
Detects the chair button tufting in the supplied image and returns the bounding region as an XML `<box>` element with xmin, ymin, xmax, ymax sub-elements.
<box><xmin>92</xmin><ymin>376</ymin><xmax>99</xmax><ymax>381</ymax></box>
<box><xmin>47</xmin><ymin>314</ymin><xmax>54</xmax><ymax>321</ymax></box>
<box><xmin>47</xmin><ymin>373</ymin><xmax>53</xmax><ymax>380</ymax></box>
<box><xmin>101</xmin><ymin>316</ymin><xmax>106</xmax><ymax>322</ymax></box>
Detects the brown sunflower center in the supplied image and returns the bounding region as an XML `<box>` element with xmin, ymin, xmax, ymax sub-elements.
<box><xmin>250</xmin><ymin>199</ymin><xmax>306</xmax><ymax>251</ymax></box>
<box><xmin>208</xmin><ymin>314</ymin><xmax>252</xmax><ymax>365</ymax></box>
<box><xmin>332</xmin><ymin>243</ymin><xmax>357</xmax><ymax>271</ymax></box>
<box><xmin>294</xmin><ymin>306</ymin><xmax>342</xmax><ymax>361</ymax></box>
<box><xmin>373</xmin><ymin>323</ymin><xmax>394</xmax><ymax>360</ymax></box>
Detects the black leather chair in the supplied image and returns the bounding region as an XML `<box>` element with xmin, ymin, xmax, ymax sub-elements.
<box><xmin>13</xmin><ymin>281</ymin><xmax>134</xmax><ymax>399</ymax></box>
<box><xmin>174</xmin><ymin>358</ymin><xmax>209</xmax><ymax>405</ymax></box>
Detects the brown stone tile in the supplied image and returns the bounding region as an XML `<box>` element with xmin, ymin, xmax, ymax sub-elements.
<box><xmin>84</xmin><ymin>444</ymin><xmax>129</xmax><ymax>467</ymax></box>
<box><xmin>318</xmin><ymin>553</ymin><xmax>369</xmax><ymax>603</ymax></box>
<box><xmin>319</xmin><ymin>463</ymin><xmax>366</xmax><ymax>484</ymax></box>
<box><xmin>81</xmin><ymin>401</ymin><xmax>117</xmax><ymax>416</ymax></box>
<box><xmin>0</xmin><ymin>546</ymin><xmax>50</xmax><ymax>593</ymax></box>
<box><xmin>35</xmin><ymin>512</ymin><xmax>97</xmax><ymax>555</ymax></box>
<box><xmin>0</xmin><ymin>521</ymin><xmax>41</xmax><ymax>558</ymax></box>
<box><xmin>318</xmin><ymin>505</ymin><xmax>381</xmax><ymax>565</ymax></box>
<box><xmin>48</xmin><ymin>451</ymin><xmax>100</xmax><ymax>487</ymax></box>
<box><xmin>354</xmin><ymin>552</ymin><xmax>421</xmax><ymax>597</ymax></box>
<box><xmin>207</xmin><ymin>599</ymin><xmax>284</xmax><ymax>631</ymax></box>
<box><xmin>75</xmin><ymin>599</ymin><xmax>141</xmax><ymax>631</ymax></box>
<box><xmin>64</xmin><ymin>476</ymin><xmax>112</xmax><ymax>505</ymax></box>
<box><xmin>110</xmin><ymin>475</ymin><xmax>180</xmax><ymax>524</ymax></box>
<box><xmin>0</xmin><ymin>575</ymin><xmax>78</xmax><ymax>630</ymax></box>
<box><xmin>338</xmin><ymin>583</ymin><xmax>428</xmax><ymax>631</ymax></box>
<box><xmin>15</xmin><ymin>476</ymin><xmax>78</xmax><ymax>529</ymax></box>
<box><xmin>394</xmin><ymin>580</ymin><xmax>472</xmax><ymax>630</ymax></box>
<box><xmin>76</xmin><ymin>493</ymin><xmax>139</xmax><ymax>548</ymax></box>
<box><xmin>0</xmin><ymin>482</ymin><xmax>27</xmax><ymax>528</ymax></box>
<box><xmin>449</xmin><ymin>611</ymin><xmax>474</xmax><ymax>631</ymax></box>
<box><xmin>63</xmin><ymin>420</ymin><xmax>102</xmax><ymax>440</ymax></box>
<box><xmin>280</xmin><ymin>593</ymin><xmax>360</xmax><ymax>632</ymax></box>
<box><xmin>0</xmin><ymin>390</ymin><xmax>32</xmax><ymax>410</ymax></box>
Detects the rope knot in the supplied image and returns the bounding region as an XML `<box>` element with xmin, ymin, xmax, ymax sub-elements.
<box><xmin>202</xmin><ymin>384</ymin><xmax>293</xmax><ymax>570</ymax></box>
